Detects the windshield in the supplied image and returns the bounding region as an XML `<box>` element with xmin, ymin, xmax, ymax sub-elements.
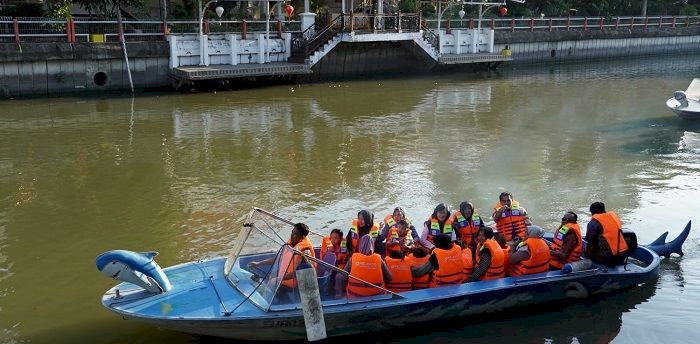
<box><xmin>224</xmin><ymin>207</ymin><xmax>399</xmax><ymax>311</ymax></box>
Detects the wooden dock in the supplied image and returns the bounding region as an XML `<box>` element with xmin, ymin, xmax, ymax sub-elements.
<box><xmin>170</xmin><ymin>63</ymin><xmax>312</xmax><ymax>82</ymax></box>
<box><xmin>438</xmin><ymin>53</ymin><xmax>513</xmax><ymax>65</ymax></box>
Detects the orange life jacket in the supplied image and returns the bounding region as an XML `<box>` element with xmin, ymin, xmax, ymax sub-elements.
<box><xmin>320</xmin><ymin>236</ymin><xmax>349</xmax><ymax>269</ymax></box>
<box><xmin>461</xmin><ymin>247</ymin><xmax>474</xmax><ymax>280</ymax></box>
<box><xmin>385</xmin><ymin>256</ymin><xmax>413</xmax><ymax>293</ymax></box>
<box><xmin>494</xmin><ymin>202</ymin><xmax>527</xmax><ymax>242</ymax></box>
<box><xmin>430</xmin><ymin>244</ymin><xmax>464</xmax><ymax>287</ymax></box>
<box><xmin>279</xmin><ymin>237</ymin><xmax>316</xmax><ymax>288</ymax></box>
<box><xmin>346</xmin><ymin>252</ymin><xmax>384</xmax><ymax>298</ymax></box>
<box><xmin>453</xmin><ymin>211</ymin><xmax>482</xmax><ymax>248</ymax></box>
<box><xmin>592</xmin><ymin>212</ymin><xmax>628</xmax><ymax>256</ymax></box>
<box><xmin>426</xmin><ymin>216</ymin><xmax>455</xmax><ymax>244</ymax></box>
<box><xmin>350</xmin><ymin>219</ymin><xmax>380</xmax><ymax>251</ymax></box>
<box><xmin>509</xmin><ymin>238</ymin><xmax>551</xmax><ymax>276</ymax></box>
<box><xmin>550</xmin><ymin>223</ymin><xmax>583</xmax><ymax>269</ymax></box>
<box><xmin>409</xmin><ymin>253</ymin><xmax>431</xmax><ymax>290</ymax></box>
<box><xmin>475</xmin><ymin>239</ymin><xmax>505</xmax><ymax>280</ymax></box>
<box><xmin>383</xmin><ymin>214</ymin><xmax>397</xmax><ymax>230</ymax></box>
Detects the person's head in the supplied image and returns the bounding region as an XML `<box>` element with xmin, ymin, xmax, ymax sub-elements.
<box><xmin>525</xmin><ymin>225</ymin><xmax>545</xmax><ymax>239</ymax></box>
<box><xmin>589</xmin><ymin>202</ymin><xmax>606</xmax><ymax>215</ymax></box>
<box><xmin>330</xmin><ymin>228</ymin><xmax>343</xmax><ymax>246</ymax></box>
<box><xmin>499</xmin><ymin>192</ymin><xmax>513</xmax><ymax>207</ymax></box>
<box><xmin>561</xmin><ymin>211</ymin><xmax>578</xmax><ymax>224</ymax></box>
<box><xmin>459</xmin><ymin>201</ymin><xmax>474</xmax><ymax>217</ymax></box>
<box><xmin>477</xmin><ymin>227</ymin><xmax>494</xmax><ymax>243</ymax></box>
<box><xmin>291</xmin><ymin>223</ymin><xmax>310</xmax><ymax>245</ymax></box>
<box><xmin>433</xmin><ymin>233</ymin><xmax>453</xmax><ymax>250</ymax></box>
<box><xmin>358</xmin><ymin>234</ymin><xmax>373</xmax><ymax>255</ymax></box>
<box><xmin>388</xmin><ymin>248</ymin><xmax>405</xmax><ymax>260</ymax></box>
<box><xmin>493</xmin><ymin>233</ymin><xmax>507</xmax><ymax>248</ymax></box>
<box><xmin>412</xmin><ymin>246</ymin><xmax>429</xmax><ymax>258</ymax></box>
<box><xmin>432</xmin><ymin>203</ymin><xmax>450</xmax><ymax>221</ymax></box>
<box><xmin>397</xmin><ymin>219</ymin><xmax>409</xmax><ymax>237</ymax></box>
<box><xmin>357</xmin><ymin>210</ymin><xmax>374</xmax><ymax>228</ymax></box>
<box><xmin>392</xmin><ymin>206</ymin><xmax>406</xmax><ymax>223</ymax></box>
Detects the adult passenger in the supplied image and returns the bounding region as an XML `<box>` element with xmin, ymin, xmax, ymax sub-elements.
<box><xmin>508</xmin><ymin>225</ymin><xmax>551</xmax><ymax>276</ymax></box>
<box><xmin>338</xmin><ymin>235</ymin><xmax>392</xmax><ymax>298</ymax></box>
<box><xmin>452</xmin><ymin>201</ymin><xmax>486</xmax><ymax>250</ymax></box>
<box><xmin>420</xmin><ymin>203</ymin><xmax>455</xmax><ymax>251</ymax></box>
<box><xmin>347</xmin><ymin>209</ymin><xmax>379</xmax><ymax>255</ymax></box>
<box><xmin>549</xmin><ymin>211</ymin><xmax>583</xmax><ymax>270</ymax></box>
<box><xmin>585</xmin><ymin>202</ymin><xmax>628</xmax><ymax>266</ymax></box>
<box><xmin>492</xmin><ymin>192</ymin><xmax>531</xmax><ymax>243</ymax></box>
<box><xmin>411</xmin><ymin>234</ymin><xmax>464</xmax><ymax>287</ymax></box>
<box><xmin>465</xmin><ymin>227</ymin><xmax>505</xmax><ymax>282</ymax></box>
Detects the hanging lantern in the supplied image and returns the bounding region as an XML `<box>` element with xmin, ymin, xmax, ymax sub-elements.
<box><xmin>499</xmin><ymin>6</ymin><xmax>508</xmax><ymax>17</ymax></box>
<box><xmin>458</xmin><ymin>9</ymin><xmax>465</xmax><ymax>19</ymax></box>
<box><xmin>284</xmin><ymin>4</ymin><xmax>294</xmax><ymax>17</ymax></box>
<box><xmin>215</xmin><ymin>6</ymin><xmax>224</xmax><ymax>18</ymax></box>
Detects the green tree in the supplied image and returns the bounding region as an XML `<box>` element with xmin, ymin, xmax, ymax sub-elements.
<box><xmin>73</xmin><ymin>0</ymin><xmax>147</xmax><ymax>17</ymax></box>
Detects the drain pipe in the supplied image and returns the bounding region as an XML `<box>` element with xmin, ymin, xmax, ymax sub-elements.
<box><xmin>117</xmin><ymin>6</ymin><xmax>134</xmax><ymax>94</ymax></box>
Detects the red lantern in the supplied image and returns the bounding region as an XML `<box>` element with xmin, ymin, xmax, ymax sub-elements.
<box><xmin>284</xmin><ymin>4</ymin><xmax>294</xmax><ymax>17</ymax></box>
<box><xmin>499</xmin><ymin>6</ymin><xmax>508</xmax><ymax>16</ymax></box>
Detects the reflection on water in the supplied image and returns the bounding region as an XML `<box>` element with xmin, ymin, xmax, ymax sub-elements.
<box><xmin>0</xmin><ymin>55</ymin><xmax>700</xmax><ymax>343</ymax></box>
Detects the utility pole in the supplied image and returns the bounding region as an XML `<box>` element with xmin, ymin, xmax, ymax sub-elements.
<box><xmin>642</xmin><ymin>0</ymin><xmax>647</xmax><ymax>17</ymax></box>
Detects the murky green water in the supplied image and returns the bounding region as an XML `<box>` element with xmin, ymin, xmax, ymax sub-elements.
<box><xmin>1</xmin><ymin>55</ymin><xmax>699</xmax><ymax>343</ymax></box>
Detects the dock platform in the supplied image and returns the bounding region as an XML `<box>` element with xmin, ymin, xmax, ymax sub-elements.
<box><xmin>170</xmin><ymin>63</ymin><xmax>312</xmax><ymax>82</ymax></box>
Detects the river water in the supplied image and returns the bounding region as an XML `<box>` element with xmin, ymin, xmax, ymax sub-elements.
<box><xmin>1</xmin><ymin>55</ymin><xmax>699</xmax><ymax>343</ymax></box>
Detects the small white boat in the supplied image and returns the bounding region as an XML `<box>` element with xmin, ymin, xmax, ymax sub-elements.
<box><xmin>667</xmin><ymin>78</ymin><xmax>700</xmax><ymax>119</ymax></box>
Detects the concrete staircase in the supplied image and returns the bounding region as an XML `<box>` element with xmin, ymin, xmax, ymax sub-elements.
<box><xmin>308</xmin><ymin>34</ymin><xmax>341</xmax><ymax>65</ymax></box>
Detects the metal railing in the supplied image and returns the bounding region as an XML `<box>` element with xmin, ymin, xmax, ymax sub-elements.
<box><xmin>423</xmin><ymin>15</ymin><xmax>700</xmax><ymax>32</ymax></box>
<box><xmin>1</xmin><ymin>15</ymin><xmax>699</xmax><ymax>43</ymax></box>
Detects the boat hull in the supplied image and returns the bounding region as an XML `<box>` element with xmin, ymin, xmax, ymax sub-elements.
<box><xmin>102</xmin><ymin>247</ymin><xmax>660</xmax><ymax>340</ymax></box>
<box><xmin>667</xmin><ymin>97</ymin><xmax>700</xmax><ymax>119</ymax></box>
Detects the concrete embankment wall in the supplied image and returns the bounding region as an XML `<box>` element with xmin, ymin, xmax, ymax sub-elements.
<box><xmin>495</xmin><ymin>27</ymin><xmax>700</xmax><ymax>63</ymax></box>
<box><xmin>1</xmin><ymin>27</ymin><xmax>700</xmax><ymax>98</ymax></box>
<box><xmin>0</xmin><ymin>41</ymin><xmax>170</xmax><ymax>98</ymax></box>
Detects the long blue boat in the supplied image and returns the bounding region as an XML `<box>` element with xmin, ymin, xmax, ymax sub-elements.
<box><xmin>95</xmin><ymin>207</ymin><xmax>690</xmax><ymax>341</ymax></box>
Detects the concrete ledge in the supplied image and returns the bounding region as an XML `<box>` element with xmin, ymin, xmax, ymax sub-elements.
<box><xmin>496</xmin><ymin>26</ymin><xmax>700</xmax><ymax>44</ymax></box>
<box><xmin>0</xmin><ymin>43</ymin><xmax>74</xmax><ymax>62</ymax></box>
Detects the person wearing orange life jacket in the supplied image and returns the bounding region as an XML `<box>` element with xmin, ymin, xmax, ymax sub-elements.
<box><xmin>385</xmin><ymin>249</ymin><xmax>414</xmax><ymax>293</ymax></box>
<box><xmin>492</xmin><ymin>192</ymin><xmax>532</xmax><ymax>243</ymax></box>
<box><xmin>337</xmin><ymin>235</ymin><xmax>392</xmax><ymax>298</ymax></box>
<box><xmin>411</xmin><ymin>234</ymin><xmax>465</xmax><ymax>287</ymax></box>
<box><xmin>320</xmin><ymin>228</ymin><xmax>349</xmax><ymax>269</ymax></box>
<box><xmin>585</xmin><ymin>202</ymin><xmax>629</xmax><ymax>266</ymax></box>
<box><xmin>452</xmin><ymin>201</ymin><xmax>487</xmax><ymax>250</ymax></box>
<box><xmin>383</xmin><ymin>220</ymin><xmax>416</xmax><ymax>256</ymax></box>
<box><xmin>508</xmin><ymin>225</ymin><xmax>551</xmax><ymax>276</ymax></box>
<box><xmin>466</xmin><ymin>227</ymin><xmax>506</xmax><ymax>282</ymax></box>
<box><xmin>419</xmin><ymin>203</ymin><xmax>456</xmax><ymax>251</ymax></box>
<box><xmin>550</xmin><ymin>211</ymin><xmax>583</xmax><ymax>270</ymax></box>
<box><xmin>376</xmin><ymin>207</ymin><xmax>420</xmax><ymax>256</ymax></box>
<box><xmin>346</xmin><ymin>210</ymin><xmax>380</xmax><ymax>255</ymax></box>
<box><xmin>247</xmin><ymin>222</ymin><xmax>316</xmax><ymax>290</ymax></box>
<box><xmin>409</xmin><ymin>246</ymin><xmax>431</xmax><ymax>290</ymax></box>
<box><xmin>493</xmin><ymin>233</ymin><xmax>511</xmax><ymax>274</ymax></box>
<box><xmin>458</xmin><ymin>241</ymin><xmax>474</xmax><ymax>280</ymax></box>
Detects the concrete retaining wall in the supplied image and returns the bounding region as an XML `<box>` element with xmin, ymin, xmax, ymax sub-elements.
<box><xmin>0</xmin><ymin>41</ymin><xmax>170</xmax><ymax>98</ymax></box>
<box><xmin>2</xmin><ymin>27</ymin><xmax>700</xmax><ymax>98</ymax></box>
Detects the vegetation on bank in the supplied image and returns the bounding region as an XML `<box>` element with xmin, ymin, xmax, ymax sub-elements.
<box><xmin>0</xmin><ymin>0</ymin><xmax>697</xmax><ymax>20</ymax></box>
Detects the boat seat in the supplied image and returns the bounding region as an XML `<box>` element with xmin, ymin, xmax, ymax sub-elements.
<box><xmin>317</xmin><ymin>252</ymin><xmax>336</xmax><ymax>296</ymax></box>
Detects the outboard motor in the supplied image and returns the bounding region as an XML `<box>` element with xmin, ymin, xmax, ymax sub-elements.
<box><xmin>674</xmin><ymin>91</ymin><xmax>689</xmax><ymax>107</ymax></box>
<box><xmin>622</xmin><ymin>230</ymin><xmax>639</xmax><ymax>255</ymax></box>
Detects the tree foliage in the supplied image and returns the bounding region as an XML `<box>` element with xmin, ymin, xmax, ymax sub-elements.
<box><xmin>73</xmin><ymin>0</ymin><xmax>147</xmax><ymax>17</ymax></box>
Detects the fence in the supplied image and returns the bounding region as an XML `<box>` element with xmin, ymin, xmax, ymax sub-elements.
<box><xmin>0</xmin><ymin>18</ymin><xmax>302</xmax><ymax>43</ymax></box>
<box><xmin>1</xmin><ymin>15</ymin><xmax>699</xmax><ymax>43</ymax></box>
<box><xmin>424</xmin><ymin>15</ymin><xmax>700</xmax><ymax>32</ymax></box>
